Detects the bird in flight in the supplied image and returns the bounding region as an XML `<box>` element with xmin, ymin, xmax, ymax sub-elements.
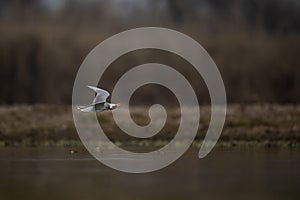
<box><xmin>77</xmin><ymin>86</ymin><xmax>120</xmax><ymax>112</ymax></box>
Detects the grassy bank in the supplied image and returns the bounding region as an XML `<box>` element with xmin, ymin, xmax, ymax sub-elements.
<box><xmin>0</xmin><ymin>104</ymin><xmax>299</xmax><ymax>148</ymax></box>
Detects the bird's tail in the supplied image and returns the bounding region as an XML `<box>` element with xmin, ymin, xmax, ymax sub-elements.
<box><xmin>76</xmin><ymin>105</ymin><xmax>94</xmax><ymax>112</ymax></box>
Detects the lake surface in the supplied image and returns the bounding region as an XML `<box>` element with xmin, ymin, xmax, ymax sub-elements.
<box><xmin>0</xmin><ymin>147</ymin><xmax>299</xmax><ymax>200</ymax></box>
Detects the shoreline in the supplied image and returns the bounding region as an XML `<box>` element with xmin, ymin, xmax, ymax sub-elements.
<box><xmin>0</xmin><ymin>104</ymin><xmax>299</xmax><ymax>148</ymax></box>
<box><xmin>0</xmin><ymin>139</ymin><xmax>299</xmax><ymax>148</ymax></box>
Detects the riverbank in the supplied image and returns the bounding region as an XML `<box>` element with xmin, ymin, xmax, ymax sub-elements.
<box><xmin>0</xmin><ymin>104</ymin><xmax>299</xmax><ymax>148</ymax></box>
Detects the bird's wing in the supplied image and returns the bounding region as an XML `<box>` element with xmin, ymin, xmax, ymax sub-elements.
<box><xmin>87</xmin><ymin>86</ymin><xmax>110</xmax><ymax>104</ymax></box>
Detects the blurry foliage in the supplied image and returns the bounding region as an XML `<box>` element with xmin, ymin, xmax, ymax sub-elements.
<box><xmin>0</xmin><ymin>105</ymin><xmax>299</xmax><ymax>146</ymax></box>
<box><xmin>0</xmin><ymin>0</ymin><xmax>299</xmax><ymax>104</ymax></box>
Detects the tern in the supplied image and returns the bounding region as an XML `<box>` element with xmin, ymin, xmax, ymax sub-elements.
<box><xmin>77</xmin><ymin>86</ymin><xmax>120</xmax><ymax>112</ymax></box>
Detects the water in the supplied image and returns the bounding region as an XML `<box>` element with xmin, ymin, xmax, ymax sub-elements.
<box><xmin>0</xmin><ymin>147</ymin><xmax>299</xmax><ymax>200</ymax></box>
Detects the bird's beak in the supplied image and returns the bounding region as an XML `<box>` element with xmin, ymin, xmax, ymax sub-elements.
<box><xmin>116</xmin><ymin>103</ymin><xmax>121</xmax><ymax>107</ymax></box>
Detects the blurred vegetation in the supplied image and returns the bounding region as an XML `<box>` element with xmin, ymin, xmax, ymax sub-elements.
<box><xmin>0</xmin><ymin>105</ymin><xmax>299</xmax><ymax>148</ymax></box>
<box><xmin>0</xmin><ymin>0</ymin><xmax>300</xmax><ymax>104</ymax></box>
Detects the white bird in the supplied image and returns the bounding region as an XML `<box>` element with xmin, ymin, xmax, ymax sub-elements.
<box><xmin>77</xmin><ymin>86</ymin><xmax>120</xmax><ymax>112</ymax></box>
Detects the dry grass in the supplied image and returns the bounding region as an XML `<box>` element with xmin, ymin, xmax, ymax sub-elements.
<box><xmin>0</xmin><ymin>104</ymin><xmax>299</xmax><ymax>147</ymax></box>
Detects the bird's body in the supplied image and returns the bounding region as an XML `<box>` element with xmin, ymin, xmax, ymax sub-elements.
<box><xmin>77</xmin><ymin>86</ymin><xmax>120</xmax><ymax>112</ymax></box>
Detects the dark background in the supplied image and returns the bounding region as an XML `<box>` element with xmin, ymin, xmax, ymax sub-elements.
<box><xmin>0</xmin><ymin>0</ymin><xmax>299</xmax><ymax>105</ymax></box>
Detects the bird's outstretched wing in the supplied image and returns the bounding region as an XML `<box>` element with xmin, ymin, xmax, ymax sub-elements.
<box><xmin>87</xmin><ymin>86</ymin><xmax>110</xmax><ymax>104</ymax></box>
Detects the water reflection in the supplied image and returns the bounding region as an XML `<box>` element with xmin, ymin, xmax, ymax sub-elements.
<box><xmin>0</xmin><ymin>148</ymin><xmax>299</xmax><ymax>200</ymax></box>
